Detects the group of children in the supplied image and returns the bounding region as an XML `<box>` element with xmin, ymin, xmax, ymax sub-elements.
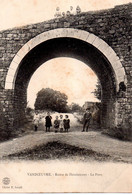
<box><xmin>33</xmin><ymin>112</ymin><xmax>70</xmax><ymax>133</ymax></box>
<box><xmin>54</xmin><ymin>114</ymin><xmax>70</xmax><ymax>133</ymax></box>
<box><xmin>34</xmin><ymin>108</ymin><xmax>92</xmax><ymax>133</ymax></box>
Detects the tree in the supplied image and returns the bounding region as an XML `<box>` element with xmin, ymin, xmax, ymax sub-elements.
<box><xmin>92</xmin><ymin>80</ymin><xmax>102</xmax><ymax>100</ymax></box>
<box><xmin>34</xmin><ymin>88</ymin><xmax>68</xmax><ymax>112</ymax></box>
<box><xmin>70</xmin><ymin>103</ymin><xmax>83</xmax><ymax>112</ymax></box>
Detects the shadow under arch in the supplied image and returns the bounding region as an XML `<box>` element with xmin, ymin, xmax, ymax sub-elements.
<box><xmin>13</xmin><ymin>37</ymin><xmax>118</xmax><ymax>128</ymax></box>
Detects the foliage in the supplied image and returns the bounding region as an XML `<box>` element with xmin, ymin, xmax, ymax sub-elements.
<box><xmin>92</xmin><ymin>80</ymin><xmax>102</xmax><ymax>100</ymax></box>
<box><xmin>26</xmin><ymin>107</ymin><xmax>34</xmax><ymax>119</ymax></box>
<box><xmin>102</xmin><ymin>127</ymin><xmax>132</xmax><ymax>141</ymax></box>
<box><xmin>6</xmin><ymin>141</ymin><xmax>110</xmax><ymax>161</ymax></box>
<box><xmin>0</xmin><ymin>102</ymin><xmax>10</xmax><ymax>142</ymax></box>
<box><xmin>26</xmin><ymin>107</ymin><xmax>33</xmax><ymax>114</ymax></box>
<box><xmin>70</xmin><ymin>103</ymin><xmax>83</xmax><ymax>112</ymax></box>
<box><xmin>34</xmin><ymin>88</ymin><xmax>68</xmax><ymax>112</ymax></box>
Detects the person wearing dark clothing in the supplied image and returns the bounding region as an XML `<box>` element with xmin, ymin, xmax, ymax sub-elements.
<box><xmin>82</xmin><ymin>108</ymin><xmax>92</xmax><ymax>132</ymax></box>
<box><xmin>63</xmin><ymin>115</ymin><xmax>70</xmax><ymax>132</ymax></box>
<box><xmin>45</xmin><ymin>112</ymin><xmax>52</xmax><ymax>132</ymax></box>
<box><xmin>54</xmin><ymin>116</ymin><xmax>60</xmax><ymax>133</ymax></box>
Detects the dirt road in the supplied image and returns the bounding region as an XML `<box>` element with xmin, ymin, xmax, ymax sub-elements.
<box><xmin>0</xmin><ymin>131</ymin><xmax>132</xmax><ymax>163</ymax></box>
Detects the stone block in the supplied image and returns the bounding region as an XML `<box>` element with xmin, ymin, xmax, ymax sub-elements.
<box><xmin>6</xmin><ymin>68</ymin><xmax>16</xmax><ymax>77</ymax></box>
<box><xmin>67</xmin><ymin>28</ymin><xmax>81</xmax><ymax>39</ymax></box>
<box><xmin>79</xmin><ymin>30</ymin><xmax>89</xmax><ymax>41</ymax></box>
<box><xmin>44</xmin><ymin>23</ymin><xmax>51</xmax><ymax>28</ymax></box>
<box><xmin>86</xmin><ymin>33</ymin><xmax>96</xmax><ymax>44</ymax></box>
<box><xmin>117</xmin><ymin>67</ymin><xmax>126</xmax><ymax>79</ymax></box>
<box><xmin>5</xmin><ymin>75</ymin><xmax>14</xmax><ymax>83</ymax></box>
<box><xmin>64</xmin><ymin>22</ymin><xmax>70</xmax><ymax>28</ymax></box>
<box><xmin>92</xmin><ymin>37</ymin><xmax>103</xmax><ymax>48</ymax></box>
<box><xmin>51</xmin><ymin>23</ymin><xmax>58</xmax><ymax>28</ymax></box>
<box><xmin>97</xmin><ymin>39</ymin><xmax>109</xmax><ymax>53</ymax></box>
<box><xmin>109</xmin><ymin>29</ymin><xmax>116</xmax><ymax>34</ymax></box>
<box><xmin>7</xmin><ymin>34</ymin><xmax>13</xmax><ymax>38</ymax></box>
<box><xmin>16</xmin><ymin>43</ymin><xmax>30</xmax><ymax>59</ymax></box>
<box><xmin>112</xmin><ymin>59</ymin><xmax>123</xmax><ymax>70</ymax></box>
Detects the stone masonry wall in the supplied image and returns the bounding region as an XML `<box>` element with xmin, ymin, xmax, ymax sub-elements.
<box><xmin>0</xmin><ymin>3</ymin><xmax>132</xmax><ymax>130</ymax></box>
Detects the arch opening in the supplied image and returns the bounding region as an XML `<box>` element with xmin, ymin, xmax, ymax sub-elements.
<box><xmin>27</xmin><ymin>57</ymin><xmax>100</xmax><ymax>109</ymax></box>
<box><xmin>13</xmin><ymin>37</ymin><xmax>118</xmax><ymax>128</ymax></box>
<box><xmin>5</xmin><ymin>28</ymin><xmax>126</xmax><ymax>91</ymax></box>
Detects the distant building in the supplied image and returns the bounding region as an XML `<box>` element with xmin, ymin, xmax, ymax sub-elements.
<box><xmin>83</xmin><ymin>101</ymin><xmax>97</xmax><ymax>110</ymax></box>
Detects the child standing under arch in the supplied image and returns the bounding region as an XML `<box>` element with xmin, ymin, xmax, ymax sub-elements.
<box><xmin>59</xmin><ymin>115</ymin><xmax>64</xmax><ymax>132</ymax></box>
<box><xmin>33</xmin><ymin>111</ymin><xmax>40</xmax><ymax>131</ymax></box>
<box><xmin>63</xmin><ymin>115</ymin><xmax>70</xmax><ymax>132</ymax></box>
<box><xmin>54</xmin><ymin>116</ymin><xmax>60</xmax><ymax>133</ymax></box>
<box><xmin>45</xmin><ymin>112</ymin><xmax>52</xmax><ymax>132</ymax></box>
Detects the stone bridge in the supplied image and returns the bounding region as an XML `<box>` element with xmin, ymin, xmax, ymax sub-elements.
<box><xmin>0</xmin><ymin>3</ymin><xmax>131</xmax><ymax>131</ymax></box>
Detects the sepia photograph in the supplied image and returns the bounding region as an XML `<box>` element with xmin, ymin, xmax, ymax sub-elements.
<box><xmin>0</xmin><ymin>0</ymin><xmax>132</xmax><ymax>193</ymax></box>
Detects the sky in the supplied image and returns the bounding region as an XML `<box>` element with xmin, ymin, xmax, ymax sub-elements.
<box><xmin>1</xmin><ymin>0</ymin><xmax>131</xmax><ymax>108</ymax></box>
<box><xmin>27</xmin><ymin>58</ymin><xmax>98</xmax><ymax>108</ymax></box>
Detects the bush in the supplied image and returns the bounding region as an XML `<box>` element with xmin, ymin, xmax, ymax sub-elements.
<box><xmin>0</xmin><ymin>103</ymin><xmax>11</xmax><ymax>142</ymax></box>
<box><xmin>26</xmin><ymin>107</ymin><xmax>34</xmax><ymax>121</ymax></box>
<box><xmin>70</xmin><ymin>103</ymin><xmax>83</xmax><ymax>113</ymax></box>
<box><xmin>102</xmin><ymin>127</ymin><xmax>132</xmax><ymax>141</ymax></box>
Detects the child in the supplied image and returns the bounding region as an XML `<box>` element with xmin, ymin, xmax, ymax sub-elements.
<box><xmin>63</xmin><ymin>115</ymin><xmax>70</xmax><ymax>132</ymax></box>
<box><xmin>45</xmin><ymin>112</ymin><xmax>52</xmax><ymax>132</ymax></box>
<box><xmin>33</xmin><ymin>111</ymin><xmax>40</xmax><ymax>131</ymax></box>
<box><xmin>82</xmin><ymin>108</ymin><xmax>92</xmax><ymax>132</ymax></box>
<box><xmin>54</xmin><ymin>116</ymin><xmax>60</xmax><ymax>133</ymax></box>
<box><xmin>59</xmin><ymin>115</ymin><xmax>64</xmax><ymax>132</ymax></box>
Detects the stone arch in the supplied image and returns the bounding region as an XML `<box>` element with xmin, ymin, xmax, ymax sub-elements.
<box><xmin>5</xmin><ymin>28</ymin><xmax>126</xmax><ymax>91</ymax></box>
